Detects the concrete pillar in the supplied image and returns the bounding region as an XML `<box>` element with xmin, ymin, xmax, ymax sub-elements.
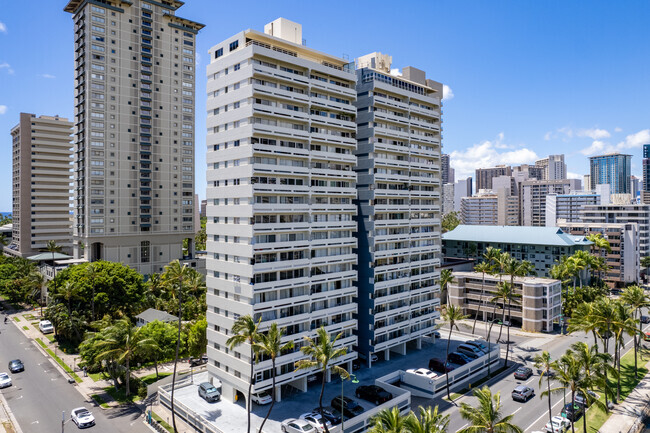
<box><xmin>415</xmin><ymin>337</ymin><xmax>422</xmax><ymax>350</ymax></box>
<box><xmin>275</xmin><ymin>383</ymin><xmax>282</xmax><ymax>402</ymax></box>
<box><xmin>222</xmin><ymin>382</ymin><xmax>237</xmax><ymax>403</ymax></box>
<box><xmin>384</xmin><ymin>348</ymin><xmax>390</xmax><ymax>361</ymax></box>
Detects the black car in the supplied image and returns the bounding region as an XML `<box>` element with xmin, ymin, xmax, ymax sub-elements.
<box><xmin>561</xmin><ymin>403</ymin><xmax>584</xmax><ymax>421</ymax></box>
<box><xmin>610</xmin><ymin>288</ymin><xmax>623</xmax><ymax>296</ymax></box>
<box><xmin>641</xmin><ymin>315</ymin><xmax>650</xmax><ymax>324</ymax></box>
<box><xmin>448</xmin><ymin>352</ymin><xmax>472</xmax><ymax>365</ymax></box>
<box><xmin>355</xmin><ymin>385</ymin><xmax>392</xmax><ymax>405</ymax></box>
<box><xmin>8</xmin><ymin>359</ymin><xmax>24</xmax><ymax>373</ymax></box>
<box><xmin>429</xmin><ymin>358</ymin><xmax>454</xmax><ymax>373</ymax></box>
<box><xmin>313</xmin><ymin>407</ymin><xmax>342</xmax><ymax>426</ymax></box>
<box><xmin>352</xmin><ymin>359</ymin><xmax>361</xmax><ymax>371</ymax></box>
<box><xmin>514</xmin><ymin>367</ymin><xmax>533</xmax><ymax>380</ymax></box>
<box><xmin>330</xmin><ymin>396</ymin><xmax>364</xmax><ymax>419</ymax></box>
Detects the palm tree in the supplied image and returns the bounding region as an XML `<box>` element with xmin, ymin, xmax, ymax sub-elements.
<box><xmin>85</xmin><ymin>263</ymin><xmax>98</xmax><ymax>321</ymax></box>
<box><xmin>404</xmin><ymin>406</ymin><xmax>449</xmax><ymax>433</ymax></box>
<box><xmin>534</xmin><ymin>351</ymin><xmax>554</xmax><ymax>429</ymax></box>
<box><xmin>570</xmin><ymin>342</ymin><xmax>611</xmax><ymax>433</ymax></box>
<box><xmin>369</xmin><ymin>406</ymin><xmax>408</xmax><ymax>433</ymax></box>
<box><xmin>592</xmin><ymin>297</ymin><xmax>618</xmax><ymax>409</ymax></box>
<box><xmin>440</xmin><ymin>269</ymin><xmax>454</xmax><ymax>305</ymax></box>
<box><xmin>95</xmin><ymin>318</ymin><xmax>157</xmax><ymax>397</ymax></box>
<box><xmin>254</xmin><ymin>323</ymin><xmax>294</xmax><ymax>433</ymax></box>
<box><xmin>567</xmin><ymin>303</ymin><xmax>599</xmax><ymax>350</ymax></box>
<box><xmin>163</xmin><ymin>260</ymin><xmax>191</xmax><ymax>433</ymax></box>
<box><xmin>458</xmin><ymin>386</ymin><xmax>522</xmax><ymax>433</ymax></box>
<box><xmin>55</xmin><ymin>280</ymin><xmax>81</xmax><ymax>316</ymax></box>
<box><xmin>502</xmin><ymin>257</ymin><xmax>533</xmax><ymax>367</ymax></box>
<box><xmin>621</xmin><ymin>285</ymin><xmax>649</xmax><ymax>378</ymax></box>
<box><xmin>295</xmin><ymin>326</ymin><xmax>348</xmax><ymax>433</ymax></box>
<box><xmin>442</xmin><ymin>304</ymin><xmax>469</xmax><ymax>400</ymax></box>
<box><xmin>472</xmin><ymin>261</ymin><xmax>493</xmax><ymax>334</ymax></box>
<box><xmin>611</xmin><ymin>302</ymin><xmax>636</xmax><ymax>402</ymax></box>
<box><xmin>226</xmin><ymin>315</ymin><xmax>261</xmax><ymax>433</ymax></box>
<box><xmin>546</xmin><ymin>352</ymin><xmax>588</xmax><ymax>433</ymax></box>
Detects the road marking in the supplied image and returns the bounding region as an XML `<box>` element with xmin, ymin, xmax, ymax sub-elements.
<box><xmin>524</xmin><ymin>391</ymin><xmax>568</xmax><ymax>432</ymax></box>
<box><xmin>525</xmin><ymin>376</ymin><xmax>537</xmax><ymax>385</ymax></box>
<box><xmin>16</xmin><ymin>395</ymin><xmax>22</xmax><ymax>400</ymax></box>
<box><xmin>513</xmin><ymin>407</ymin><xmax>522</xmax><ymax>415</ymax></box>
<box><xmin>31</xmin><ymin>421</ymin><xmax>39</xmax><ymax>424</ymax></box>
<box><xmin>456</xmin><ymin>423</ymin><xmax>468</xmax><ymax>432</ymax></box>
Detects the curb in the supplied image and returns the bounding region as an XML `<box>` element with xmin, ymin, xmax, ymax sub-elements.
<box><xmin>0</xmin><ymin>384</ymin><xmax>24</xmax><ymax>433</ymax></box>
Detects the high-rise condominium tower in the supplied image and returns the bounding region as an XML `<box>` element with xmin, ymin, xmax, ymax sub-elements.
<box><xmin>6</xmin><ymin>114</ymin><xmax>73</xmax><ymax>258</ymax></box>
<box><xmin>205</xmin><ymin>18</ymin><xmax>358</xmax><ymax>403</ymax></box>
<box><xmin>355</xmin><ymin>52</ymin><xmax>442</xmax><ymax>363</ymax></box>
<box><xmin>64</xmin><ymin>0</ymin><xmax>203</xmax><ymax>274</ymax></box>
<box><xmin>589</xmin><ymin>153</ymin><xmax>632</xmax><ymax>194</ymax></box>
<box><xmin>535</xmin><ymin>154</ymin><xmax>566</xmax><ymax>180</ymax></box>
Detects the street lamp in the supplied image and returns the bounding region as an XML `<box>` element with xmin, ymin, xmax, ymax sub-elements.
<box><xmin>341</xmin><ymin>373</ymin><xmax>358</xmax><ymax>433</ymax></box>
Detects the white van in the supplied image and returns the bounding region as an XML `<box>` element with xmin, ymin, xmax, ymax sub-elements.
<box><xmin>39</xmin><ymin>320</ymin><xmax>54</xmax><ymax>334</ymax></box>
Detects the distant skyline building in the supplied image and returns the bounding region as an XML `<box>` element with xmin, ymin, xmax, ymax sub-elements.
<box><xmin>441</xmin><ymin>153</ymin><xmax>454</xmax><ymax>184</ymax></box>
<box><xmin>535</xmin><ymin>154</ymin><xmax>566</xmax><ymax>180</ymax></box>
<box><xmin>545</xmin><ymin>192</ymin><xmax>600</xmax><ymax>227</ymax></box>
<box><xmin>589</xmin><ymin>153</ymin><xmax>632</xmax><ymax>194</ymax></box>
<box><xmin>453</xmin><ymin>177</ymin><xmax>473</xmax><ymax>212</ymax></box>
<box><xmin>64</xmin><ymin>0</ymin><xmax>204</xmax><ymax>274</ymax></box>
<box><xmin>475</xmin><ymin>165</ymin><xmax>512</xmax><ymax>191</ymax></box>
<box><xmin>643</xmin><ymin>144</ymin><xmax>650</xmax><ymax>203</ymax></box>
<box><xmin>442</xmin><ymin>183</ymin><xmax>454</xmax><ymax>215</ymax></box>
<box><xmin>521</xmin><ymin>178</ymin><xmax>581</xmax><ymax>226</ymax></box>
<box><xmin>460</xmin><ymin>189</ymin><xmax>519</xmax><ymax>226</ymax></box>
<box><xmin>5</xmin><ymin>113</ymin><xmax>73</xmax><ymax>258</ymax></box>
<box><xmin>513</xmin><ymin>163</ymin><xmax>544</xmax><ymax>181</ymax></box>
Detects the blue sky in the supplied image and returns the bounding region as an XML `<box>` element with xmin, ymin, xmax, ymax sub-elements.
<box><xmin>1</xmin><ymin>0</ymin><xmax>649</xmax><ymax>211</ymax></box>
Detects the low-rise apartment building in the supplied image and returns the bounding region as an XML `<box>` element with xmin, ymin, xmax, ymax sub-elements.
<box><xmin>448</xmin><ymin>271</ymin><xmax>561</xmax><ymax>332</ymax></box>
<box><xmin>582</xmin><ymin>204</ymin><xmax>650</xmax><ymax>258</ymax></box>
<box><xmin>460</xmin><ymin>189</ymin><xmax>519</xmax><ymax>226</ymax></box>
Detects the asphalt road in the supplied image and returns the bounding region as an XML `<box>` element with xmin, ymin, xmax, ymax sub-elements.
<box><xmin>0</xmin><ymin>317</ymin><xmax>150</xmax><ymax>433</ymax></box>
<box><xmin>438</xmin><ymin>307</ymin><xmax>650</xmax><ymax>433</ymax></box>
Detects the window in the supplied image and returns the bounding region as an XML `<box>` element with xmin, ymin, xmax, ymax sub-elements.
<box><xmin>229</xmin><ymin>40</ymin><xmax>239</xmax><ymax>51</ymax></box>
<box><xmin>234</xmin><ymin>63</ymin><xmax>240</xmax><ymax>71</ymax></box>
<box><xmin>91</xmin><ymin>5</ymin><xmax>105</xmax><ymax>13</ymax></box>
<box><xmin>91</xmin><ymin>16</ymin><xmax>105</xmax><ymax>24</ymax></box>
<box><xmin>141</xmin><ymin>241</ymin><xmax>150</xmax><ymax>263</ymax></box>
<box><xmin>215</xmin><ymin>48</ymin><xmax>223</xmax><ymax>59</ymax></box>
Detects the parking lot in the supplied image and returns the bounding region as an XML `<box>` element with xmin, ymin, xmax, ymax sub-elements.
<box><xmin>172</xmin><ymin>335</ymin><xmax>483</xmax><ymax>432</ymax></box>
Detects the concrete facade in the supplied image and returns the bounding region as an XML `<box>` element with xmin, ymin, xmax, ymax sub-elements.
<box><xmin>448</xmin><ymin>271</ymin><xmax>562</xmax><ymax>332</ymax></box>
<box><xmin>205</xmin><ymin>18</ymin><xmax>358</xmax><ymax>404</ymax></box>
<box><xmin>64</xmin><ymin>0</ymin><xmax>203</xmax><ymax>273</ymax></box>
<box><xmin>442</xmin><ymin>183</ymin><xmax>454</xmax><ymax>215</ymax></box>
<box><xmin>521</xmin><ymin>178</ymin><xmax>581</xmax><ymax>227</ymax></box>
<box><xmin>460</xmin><ymin>189</ymin><xmax>519</xmax><ymax>226</ymax></box>
<box><xmin>535</xmin><ymin>154</ymin><xmax>566</xmax><ymax>180</ymax></box>
<box><xmin>475</xmin><ymin>165</ymin><xmax>512</xmax><ymax>191</ymax></box>
<box><xmin>6</xmin><ymin>113</ymin><xmax>73</xmax><ymax>258</ymax></box>
<box><xmin>453</xmin><ymin>177</ymin><xmax>472</xmax><ymax>212</ymax></box>
<box><xmin>582</xmin><ymin>204</ymin><xmax>650</xmax><ymax>258</ymax></box>
<box><xmin>355</xmin><ymin>52</ymin><xmax>442</xmax><ymax>363</ymax></box>
<box><xmin>545</xmin><ymin>193</ymin><xmax>600</xmax><ymax>227</ymax></box>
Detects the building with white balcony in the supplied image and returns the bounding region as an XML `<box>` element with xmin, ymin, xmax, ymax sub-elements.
<box><xmin>354</xmin><ymin>52</ymin><xmax>442</xmax><ymax>364</ymax></box>
<box><xmin>205</xmin><ymin>18</ymin><xmax>358</xmax><ymax>404</ymax></box>
<box><xmin>545</xmin><ymin>192</ymin><xmax>601</xmax><ymax>227</ymax></box>
<box><xmin>521</xmin><ymin>178</ymin><xmax>581</xmax><ymax>227</ymax></box>
<box><xmin>5</xmin><ymin>113</ymin><xmax>73</xmax><ymax>258</ymax></box>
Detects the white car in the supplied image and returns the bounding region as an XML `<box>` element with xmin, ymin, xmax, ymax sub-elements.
<box><xmin>281</xmin><ymin>418</ymin><xmax>316</xmax><ymax>433</ymax></box>
<box><xmin>545</xmin><ymin>416</ymin><xmax>571</xmax><ymax>433</ymax></box>
<box><xmin>0</xmin><ymin>373</ymin><xmax>11</xmax><ymax>388</ymax></box>
<box><xmin>251</xmin><ymin>390</ymin><xmax>272</xmax><ymax>405</ymax></box>
<box><xmin>71</xmin><ymin>407</ymin><xmax>95</xmax><ymax>428</ymax></box>
<box><xmin>406</xmin><ymin>368</ymin><xmax>438</xmax><ymax>379</ymax></box>
<box><xmin>39</xmin><ymin>320</ymin><xmax>54</xmax><ymax>334</ymax></box>
<box><xmin>299</xmin><ymin>412</ymin><xmax>332</xmax><ymax>432</ymax></box>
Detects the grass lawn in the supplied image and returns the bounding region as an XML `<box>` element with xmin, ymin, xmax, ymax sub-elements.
<box><xmin>151</xmin><ymin>412</ymin><xmax>173</xmax><ymax>433</ymax></box>
<box><xmin>46</xmin><ymin>335</ymin><xmax>56</xmax><ymax>343</ymax></box>
<box><xmin>91</xmin><ymin>394</ymin><xmax>110</xmax><ymax>409</ymax></box>
<box><xmin>574</xmin><ymin>351</ymin><xmax>648</xmax><ymax>433</ymax></box>
<box><xmin>22</xmin><ymin>326</ymin><xmax>28</xmax><ymax>330</ymax></box>
<box><xmin>12</xmin><ymin>316</ymin><xmax>20</xmax><ymax>322</ymax></box>
<box><xmin>104</xmin><ymin>386</ymin><xmax>135</xmax><ymax>404</ymax></box>
<box><xmin>139</xmin><ymin>372</ymin><xmax>172</xmax><ymax>386</ymax></box>
<box><xmin>35</xmin><ymin>337</ymin><xmax>47</xmax><ymax>349</ymax></box>
<box><xmin>22</xmin><ymin>314</ymin><xmax>37</xmax><ymax>320</ymax></box>
<box><xmin>35</xmin><ymin>339</ymin><xmax>82</xmax><ymax>383</ymax></box>
<box><xmin>88</xmin><ymin>372</ymin><xmax>104</xmax><ymax>382</ymax></box>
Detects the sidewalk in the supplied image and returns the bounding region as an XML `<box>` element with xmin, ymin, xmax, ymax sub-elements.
<box><xmin>600</xmin><ymin>361</ymin><xmax>650</xmax><ymax>433</ymax></box>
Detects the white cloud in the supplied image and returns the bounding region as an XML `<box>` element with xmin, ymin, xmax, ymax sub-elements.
<box><xmin>442</xmin><ymin>84</ymin><xmax>454</xmax><ymax>101</ymax></box>
<box><xmin>195</xmin><ymin>52</ymin><xmax>201</xmax><ymax>67</ymax></box>
<box><xmin>579</xmin><ymin>140</ymin><xmax>608</xmax><ymax>156</ymax></box>
<box><xmin>41</xmin><ymin>74</ymin><xmax>56</xmax><ymax>79</ymax></box>
<box><xmin>449</xmin><ymin>133</ymin><xmax>538</xmax><ymax>179</ymax></box>
<box><xmin>567</xmin><ymin>172</ymin><xmax>583</xmax><ymax>180</ymax></box>
<box><xmin>0</xmin><ymin>22</ymin><xmax>6</xmax><ymax>33</ymax></box>
<box><xmin>0</xmin><ymin>105</ymin><xmax>7</xmax><ymax>115</ymax></box>
<box><xmin>389</xmin><ymin>68</ymin><xmax>402</xmax><ymax>77</ymax></box>
<box><xmin>576</xmin><ymin>128</ymin><xmax>610</xmax><ymax>140</ymax></box>
<box><xmin>0</xmin><ymin>62</ymin><xmax>14</xmax><ymax>74</ymax></box>
<box><xmin>579</xmin><ymin>129</ymin><xmax>650</xmax><ymax>156</ymax></box>
<box><xmin>544</xmin><ymin>131</ymin><xmax>553</xmax><ymax>141</ymax></box>
<box><xmin>614</xmin><ymin>127</ymin><xmax>622</xmax><ymax>133</ymax></box>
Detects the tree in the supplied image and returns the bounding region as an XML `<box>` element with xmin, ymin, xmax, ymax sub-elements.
<box><xmin>226</xmin><ymin>315</ymin><xmax>261</xmax><ymax>433</ymax></box>
<box><xmin>547</xmin><ymin>352</ymin><xmax>588</xmax><ymax>433</ymax></box>
<box><xmin>186</xmin><ymin>318</ymin><xmax>207</xmax><ymax>358</ymax></box>
<box><xmin>163</xmin><ymin>260</ymin><xmax>191</xmax><ymax>433</ymax></box>
<box><xmin>369</xmin><ymin>406</ymin><xmax>408</xmax><ymax>433</ymax></box>
<box><xmin>441</xmin><ymin>211</ymin><xmax>460</xmax><ymax>233</ymax></box>
<box><xmin>492</xmin><ymin>282</ymin><xmax>517</xmax><ymax>344</ymax></box>
<box><xmin>641</xmin><ymin>256</ymin><xmax>650</xmax><ymax>273</ymax></box>
<box><xmin>570</xmin><ymin>342</ymin><xmax>611</xmax><ymax>433</ymax></box>
<box><xmin>254</xmin><ymin>323</ymin><xmax>294</xmax><ymax>433</ymax></box>
<box><xmin>95</xmin><ymin>318</ymin><xmax>158</xmax><ymax>397</ymax></box>
<box><xmin>472</xmin><ymin>261</ymin><xmax>493</xmax><ymax>334</ymax></box>
<box><xmin>458</xmin><ymin>386</ymin><xmax>522</xmax><ymax>433</ymax></box>
<box><xmin>567</xmin><ymin>303</ymin><xmax>600</xmax><ymax>350</ymax></box>
<box><xmin>442</xmin><ymin>304</ymin><xmax>468</xmax><ymax>400</ymax></box>
<box><xmin>0</xmin><ymin>214</ymin><xmax>12</xmax><ymax>226</ymax></box>
<box><xmin>404</xmin><ymin>406</ymin><xmax>449</xmax><ymax>433</ymax></box>
<box><xmin>611</xmin><ymin>301</ymin><xmax>636</xmax><ymax>402</ymax></box>
<box><xmin>440</xmin><ymin>269</ymin><xmax>454</xmax><ymax>305</ymax></box>
<box><xmin>295</xmin><ymin>326</ymin><xmax>348</xmax><ymax>433</ymax></box>
<box><xmin>139</xmin><ymin>320</ymin><xmax>178</xmax><ymax>380</ymax></box>
<box><xmin>534</xmin><ymin>351</ymin><xmax>555</xmax><ymax>430</ymax></box>
<box><xmin>502</xmin><ymin>257</ymin><xmax>532</xmax><ymax>366</ymax></box>
<box><xmin>621</xmin><ymin>285</ymin><xmax>649</xmax><ymax>378</ymax></box>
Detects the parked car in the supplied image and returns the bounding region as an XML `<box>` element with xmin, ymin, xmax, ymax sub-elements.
<box><xmin>71</xmin><ymin>407</ymin><xmax>95</xmax><ymax>428</ymax></box>
<box><xmin>644</xmin><ymin>332</ymin><xmax>650</xmax><ymax>342</ymax></box>
<box><xmin>545</xmin><ymin>416</ymin><xmax>571</xmax><ymax>433</ymax></box>
<box><xmin>355</xmin><ymin>385</ymin><xmax>392</xmax><ymax>405</ymax></box>
<box><xmin>448</xmin><ymin>352</ymin><xmax>472</xmax><ymax>365</ymax></box>
<box><xmin>457</xmin><ymin>343</ymin><xmax>486</xmax><ymax>357</ymax></box>
<box><xmin>198</xmin><ymin>382</ymin><xmax>220</xmax><ymax>403</ymax></box>
<box><xmin>312</xmin><ymin>407</ymin><xmax>341</xmax><ymax>426</ymax></box>
<box><xmin>575</xmin><ymin>390</ymin><xmax>599</xmax><ymax>407</ymax></box>
<box><xmin>0</xmin><ymin>373</ymin><xmax>11</xmax><ymax>389</ymax></box>
<box><xmin>514</xmin><ymin>366</ymin><xmax>533</xmax><ymax>380</ymax></box>
<box><xmin>641</xmin><ymin>315</ymin><xmax>650</xmax><ymax>324</ymax></box>
<box><xmin>251</xmin><ymin>391</ymin><xmax>272</xmax><ymax>405</ymax></box>
<box><xmin>432</xmin><ymin>331</ymin><xmax>441</xmax><ymax>339</ymax></box>
<box><xmin>429</xmin><ymin>358</ymin><xmax>454</xmax><ymax>373</ymax></box>
<box><xmin>466</xmin><ymin>340</ymin><xmax>488</xmax><ymax>352</ymax></box>
<box><xmin>456</xmin><ymin>348</ymin><xmax>481</xmax><ymax>360</ymax></box>
<box><xmin>561</xmin><ymin>403</ymin><xmax>584</xmax><ymax>421</ymax></box>
<box><xmin>299</xmin><ymin>412</ymin><xmax>332</xmax><ymax>432</ymax></box>
<box><xmin>312</xmin><ymin>406</ymin><xmax>341</xmax><ymax>425</ymax></box>
<box><xmin>511</xmin><ymin>385</ymin><xmax>534</xmax><ymax>402</ymax></box>
<box><xmin>189</xmin><ymin>355</ymin><xmax>208</xmax><ymax>367</ymax></box>
<box><xmin>8</xmin><ymin>360</ymin><xmax>23</xmax><ymax>373</ymax></box>
<box><xmin>405</xmin><ymin>368</ymin><xmax>438</xmax><ymax>380</ymax></box>
<box><xmin>39</xmin><ymin>320</ymin><xmax>54</xmax><ymax>334</ymax></box>
<box><xmin>281</xmin><ymin>419</ymin><xmax>316</xmax><ymax>433</ymax></box>
<box><xmin>610</xmin><ymin>288</ymin><xmax>623</xmax><ymax>296</ymax></box>
<box><xmin>330</xmin><ymin>396</ymin><xmax>364</xmax><ymax>419</ymax></box>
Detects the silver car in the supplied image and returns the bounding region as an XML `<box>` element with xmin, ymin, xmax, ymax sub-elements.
<box><xmin>281</xmin><ymin>418</ymin><xmax>316</xmax><ymax>433</ymax></box>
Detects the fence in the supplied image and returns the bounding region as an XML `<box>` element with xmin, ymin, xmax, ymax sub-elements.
<box><xmin>158</xmin><ymin>378</ymin><xmax>226</xmax><ymax>433</ymax></box>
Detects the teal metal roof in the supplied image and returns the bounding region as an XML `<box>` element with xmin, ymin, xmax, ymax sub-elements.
<box><xmin>442</xmin><ymin>225</ymin><xmax>593</xmax><ymax>247</ymax></box>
